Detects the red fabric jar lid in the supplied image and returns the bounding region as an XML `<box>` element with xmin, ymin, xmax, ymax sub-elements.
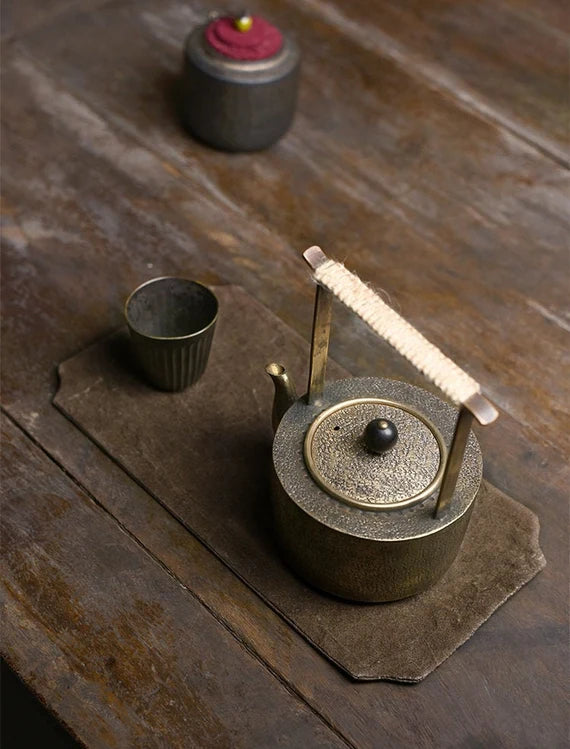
<box><xmin>205</xmin><ymin>16</ymin><xmax>283</xmax><ymax>61</ymax></box>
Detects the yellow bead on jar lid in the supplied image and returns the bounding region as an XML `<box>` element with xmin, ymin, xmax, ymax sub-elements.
<box><xmin>234</xmin><ymin>14</ymin><xmax>253</xmax><ymax>32</ymax></box>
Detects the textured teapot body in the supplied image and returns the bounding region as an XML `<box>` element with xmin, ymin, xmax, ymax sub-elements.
<box><xmin>271</xmin><ymin>475</ymin><xmax>474</xmax><ymax>601</ymax></box>
<box><xmin>269</xmin><ymin>376</ymin><xmax>483</xmax><ymax>602</ymax></box>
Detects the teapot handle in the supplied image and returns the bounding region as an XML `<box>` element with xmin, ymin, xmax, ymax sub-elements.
<box><xmin>302</xmin><ymin>246</ymin><xmax>498</xmax><ymax>516</ymax></box>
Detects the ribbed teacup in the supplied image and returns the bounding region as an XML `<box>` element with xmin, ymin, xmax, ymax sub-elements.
<box><xmin>125</xmin><ymin>277</ymin><xmax>218</xmax><ymax>391</ymax></box>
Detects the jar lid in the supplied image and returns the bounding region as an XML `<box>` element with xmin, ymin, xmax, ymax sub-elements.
<box><xmin>304</xmin><ymin>398</ymin><xmax>446</xmax><ymax>511</ymax></box>
<box><xmin>205</xmin><ymin>16</ymin><xmax>283</xmax><ymax>61</ymax></box>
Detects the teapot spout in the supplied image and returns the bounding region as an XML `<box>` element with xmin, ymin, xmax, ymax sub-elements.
<box><xmin>265</xmin><ymin>363</ymin><xmax>297</xmax><ymax>432</ymax></box>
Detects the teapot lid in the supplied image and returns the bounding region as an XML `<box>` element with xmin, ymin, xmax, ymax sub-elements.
<box><xmin>273</xmin><ymin>376</ymin><xmax>483</xmax><ymax>542</ymax></box>
<box><xmin>304</xmin><ymin>398</ymin><xmax>446</xmax><ymax>511</ymax></box>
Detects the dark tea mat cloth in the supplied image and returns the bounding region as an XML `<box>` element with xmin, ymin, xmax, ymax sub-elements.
<box><xmin>54</xmin><ymin>285</ymin><xmax>545</xmax><ymax>682</ymax></box>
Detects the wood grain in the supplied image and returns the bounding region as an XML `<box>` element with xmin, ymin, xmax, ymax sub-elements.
<box><xmin>0</xmin><ymin>415</ymin><xmax>346</xmax><ymax>749</ymax></box>
<box><xmin>1</xmin><ymin>0</ymin><xmax>568</xmax><ymax>745</ymax></box>
<box><xmin>292</xmin><ymin>0</ymin><xmax>570</xmax><ymax>162</ymax></box>
<box><xmin>0</xmin><ymin>0</ymin><xmax>107</xmax><ymax>40</ymax></box>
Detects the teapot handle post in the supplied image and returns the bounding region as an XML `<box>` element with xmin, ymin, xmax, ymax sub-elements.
<box><xmin>307</xmin><ymin>283</ymin><xmax>333</xmax><ymax>405</ymax></box>
<box><xmin>434</xmin><ymin>391</ymin><xmax>498</xmax><ymax>515</ymax></box>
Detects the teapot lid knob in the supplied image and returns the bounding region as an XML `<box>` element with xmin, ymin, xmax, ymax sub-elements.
<box><xmin>364</xmin><ymin>418</ymin><xmax>398</xmax><ymax>454</ymax></box>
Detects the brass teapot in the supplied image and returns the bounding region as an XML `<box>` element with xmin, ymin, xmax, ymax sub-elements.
<box><xmin>266</xmin><ymin>247</ymin><xmax>498</xmax><ymax>602</ymax></box>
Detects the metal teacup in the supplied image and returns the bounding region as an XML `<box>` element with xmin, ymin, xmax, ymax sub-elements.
<box><xmin>125</xmin><ymin>277</ymin><xmax>218</xmax><ymax>391</ymax></box>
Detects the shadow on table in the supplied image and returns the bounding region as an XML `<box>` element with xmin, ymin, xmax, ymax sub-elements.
<box><xmin>1</xmin><ymin>659</ymin><xmax>80</xmax><ymax>749</ymax></box>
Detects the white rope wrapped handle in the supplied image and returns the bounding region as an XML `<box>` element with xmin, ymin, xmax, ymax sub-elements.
<box><xmin>304</xmin><ymin>246</ymin><xmax>482</xmax><ymax>407</ymax></box>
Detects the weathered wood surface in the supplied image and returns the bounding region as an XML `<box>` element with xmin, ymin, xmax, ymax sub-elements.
<box><xmin>293</xmin><ymin>0</ymin><xmax>570</xmax><ymax>163</ymax></box>
<box><xmin>1</xmin><ymin>0</ymin><xmax>568</xmax><ymax>745</ymax></box>
<box><xmin>1</xmin><ymin>415</ymin><xmax>347</xmax><ymax>749</ymax></box>
<box><xmin>3</xmin><ymin>0</ymin><xmax>569</xmax><ymax>454</ymax></box>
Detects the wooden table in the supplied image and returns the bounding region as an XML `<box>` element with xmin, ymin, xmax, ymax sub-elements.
<box><xmin>1</xmin><ymin>0</ymin><xmax>568</xmax><ymax>746</ymax></box>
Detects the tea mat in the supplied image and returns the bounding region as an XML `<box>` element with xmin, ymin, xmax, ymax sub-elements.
<box><xmin>54</xmin><ymin>285</ymin><xmax>545</xmax><ymax>682</ymax></box>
